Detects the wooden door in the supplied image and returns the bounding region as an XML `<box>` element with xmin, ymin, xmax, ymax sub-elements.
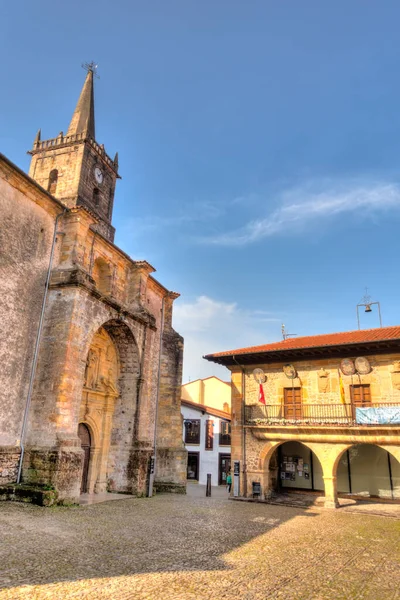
<box><xmin>350</xmin><ymin>385</ymin><xmax>371</xmax><ymax>406</ymax></box>
<box><xmin>78</xmin><ymin>423</ymin><xmax>91</xmax><ymax>494</ymax></box>
<box><xmin>350</xmin><ymin>385</ymin><xmax>371</xmax><ymax>420</ymax></box>
<box><xmin>284</xmin><ymin>388</ymin><xmax>302</xmax><ymax>420</ymax></box>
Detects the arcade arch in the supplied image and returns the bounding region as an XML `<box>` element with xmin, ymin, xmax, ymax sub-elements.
<box><xmin>335</xmin><ymin>444</ymin><xmax>400</xmax><ymax>500</ymax></box>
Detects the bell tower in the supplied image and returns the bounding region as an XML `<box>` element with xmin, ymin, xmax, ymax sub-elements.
<box><xmin>28</xmin><ymin>64</ymin><xmax>120</xmax><ymax>242</ymax></box>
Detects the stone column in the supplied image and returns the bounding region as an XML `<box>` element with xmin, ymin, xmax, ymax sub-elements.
<box><xmin>323</xmin><ymin>475</ymin><xmax>339</xmax><ymax>508</ymax></box>
<box><xmin>231</xmin><ymin>369</ymin><xmax>245</xmax><ymax>496</ymax></box>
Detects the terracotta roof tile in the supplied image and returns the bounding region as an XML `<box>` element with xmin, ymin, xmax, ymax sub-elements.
<box><xmin>180</xmin><ymin>399</ymin><xmax>231</xmax><ymax>420</ymax></box>
<box><xmin>204</xmin><ymin>325</ymin><xmax>400</xmax><ymax>359</ymax></box>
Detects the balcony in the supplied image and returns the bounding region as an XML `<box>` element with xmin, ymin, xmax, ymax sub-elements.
<box><xmin>219</xmin><ymin>433</ymin><xmax>231</xmax><ymax>446</ymax></box>
<box><xmin>244</xmin><ymin>402</ymin><xmax>400</xmax><ymax>427</ymax></box>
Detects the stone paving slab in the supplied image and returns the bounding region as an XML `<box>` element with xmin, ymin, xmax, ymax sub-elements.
<box><xmin>232</xmin><ymin>490</ymin><xmax>400</xmax><ymax>519</ymax></box>
<box><xmin>0</xmin><ymin>485</ymin><xmax>399</xmax><ymax>599</ymax></box>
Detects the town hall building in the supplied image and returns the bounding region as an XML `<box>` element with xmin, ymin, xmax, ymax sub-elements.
<box><xmin>0</xmin><ymin>66</ymin><xmax>187</xmax><ymax>503</ymax></box>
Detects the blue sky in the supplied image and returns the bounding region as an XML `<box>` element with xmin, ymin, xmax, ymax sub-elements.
<box><xmin>2</xmin><ymin>1</ymin><xmax>400</xmax><ymax>381</ymax></box>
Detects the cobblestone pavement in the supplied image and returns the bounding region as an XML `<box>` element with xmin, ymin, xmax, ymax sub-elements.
<box><xmin>0</xmin><ymin>485</ymin><xmax>399</xmax><ymax>600</ymax></box>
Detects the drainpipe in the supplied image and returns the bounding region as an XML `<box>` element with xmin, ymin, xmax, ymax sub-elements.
<box><xmin>232</xmin><ymin>356</ymin><xmax>247</xmax><ymax>497</ymax></box>
<box><xmin>148</xmin><ymin>294</ymin><xmax>165</xmax><ymax>497</ymax></box>
<box><xmin>17</xmin><ymin>209</ymin><xmax>67</xmax><ymax>484</ymax></box>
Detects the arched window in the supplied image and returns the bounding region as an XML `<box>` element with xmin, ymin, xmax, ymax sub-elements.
<box><xmin>48</xmin><ymin>169</ymin><xmax>58</xmax><ymax>195</ymax></box>
<box><xmin>93</xmin><ymin>188</ymin><xmax>100</xmax><ymax>206</ymax></box>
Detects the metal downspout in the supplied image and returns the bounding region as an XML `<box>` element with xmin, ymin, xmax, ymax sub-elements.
<box><xmin>232</xmin><ymin>356</ymin><xmax>247</xmax><ymax>497</ymax></box>
<box><xmin>148</xmin><ymin>295</ymin><xmax>165</xmax><ymax>497</ymax></box>
<box><xmin>17</xmin><ymin>210</ymin><xmax>66</xmax><ymax>484</ymax></box>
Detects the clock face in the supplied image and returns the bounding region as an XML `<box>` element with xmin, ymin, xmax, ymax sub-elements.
<box><xmin>94</xmin><ymin>167</ymin><xmax>104</xmax><ymax>184</ymax></box>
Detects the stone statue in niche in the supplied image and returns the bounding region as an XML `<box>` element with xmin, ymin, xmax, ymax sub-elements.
<box><xmin>100</xmin><ymin>368</ymin><xmax>119</xmax><ymax>396</ymax></box>
<box><xmin>84</xmin><ymin>349</ymin><xmax>99</xmax><ymax>389</ymax></box>
<box><xmin>318</xmin><ymin>368</ymin><xmax>330</xmax><ymax>393</ymax></box>
<box><xmin>391</xmin><ymin>361</ymin><xmax>400</xmax><ymax>391</ymax></box>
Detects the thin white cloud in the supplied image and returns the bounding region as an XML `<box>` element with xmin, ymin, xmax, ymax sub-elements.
<box><xmin>200</xmin><ymin>181</ymin><xmax>400</xmax><ymax>246</ymax></box>
<box><xmin>173</xmin><ymin>295</ymin><xmax>280</xmax><ymax>381</ymax></box>
<box><xmin>125</xmin><ymin>201</ymin><xmax>224</xmax><ymax>234</ymax></box>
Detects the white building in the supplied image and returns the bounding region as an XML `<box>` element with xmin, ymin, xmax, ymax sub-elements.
<box><xmin>181</xmin><ymin>399</ymin><xmax>231</xmax><ymax>486</ymax></box>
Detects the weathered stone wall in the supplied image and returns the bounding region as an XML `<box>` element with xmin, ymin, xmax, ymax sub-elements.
<box><xmin>155</xmin><ymin>292</ymin><xmax>187</xmax><ymax>488</ymax></box>
<box><xmin>0</xmin><ymin>158</ymin><xmax>61</xmax><ymax>451</ymax></box>
<box><xmin>28</xmin><ymin>143</ymin><xmax>85</xmax><ymax>207</ymax></box>
<box><xmin>0</xmin><ymin>447</ymin><xmax>21</xmax><ymax>484</ymax></box>
<box><xmin>243</xmin><ymin>354</ymin><xmax>400</xmax><ymax>409</ymax></box>
<box><xmin>1</xmin><ymin>153</ymin><xmax>185</xmax><ymax>500</ymax></box>
<box><xmin>78</xmin><ymin>144</ymin><xmax>115</xmax><ymax>226</ymax></box>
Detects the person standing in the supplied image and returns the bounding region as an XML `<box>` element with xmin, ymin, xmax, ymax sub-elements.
<box><xmin>226</xmin><ymin>472</ymin><xmax>232</xmax><ymax>493</ymax></box>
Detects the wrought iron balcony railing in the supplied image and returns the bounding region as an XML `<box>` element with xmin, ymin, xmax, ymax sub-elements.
<box><xmin>244</xmin><ymin>402</ymin><xmax>400</xmax><ymax>427</ymax></box>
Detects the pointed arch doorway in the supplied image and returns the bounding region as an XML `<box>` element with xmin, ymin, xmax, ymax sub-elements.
<box><xmin>78</xmin><ymin>423</ymin><xmax>92</xmax><ymax>493</ymax></box>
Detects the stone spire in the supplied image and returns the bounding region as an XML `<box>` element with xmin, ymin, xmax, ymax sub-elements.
<box><xmin>66</xmin><ymin>69</ymin><xmax>95</xmax><ymax>138</ymax></box>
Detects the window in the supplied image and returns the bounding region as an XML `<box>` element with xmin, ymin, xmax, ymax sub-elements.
<box><xmin>284</xmin><ymin>388</ymin><xmax>302</xmax><ymax>420</ymax></box>
<box><xmin>219</xmin><ymin>421</ymin><xmax>231</xmax><ymax>446</ymax></box>
<box><xmin>350</xmin><ymin>384</ymin><xmax>371</xmax><ymax>406</ymax></box>
<box><xmin>48</xmin><ymin>169</ymin><xmax>58</xmax><ymax>195</ymax></box>
<box><xmin>205</xmin><ymin>420</ymin><xmax>214</xmax><ymax>450</ymax></box>
<box><xmin>93</xmin><ymin>188</ymin><xmax>100</xmax><ymax>206</ymax></box>
<box><xmin>184</xmin><ymin>419</ymin><xmax>200</xmax><ymax>444</ymax></box>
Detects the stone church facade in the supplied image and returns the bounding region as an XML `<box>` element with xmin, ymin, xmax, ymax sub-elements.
<box><xmin>0</xmin><ymin>67</ymin><xmax>187</xmax><ymax>502</ymax></box>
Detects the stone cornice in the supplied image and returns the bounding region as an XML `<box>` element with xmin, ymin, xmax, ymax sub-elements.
<box><xmin>49</xmin><ymin>267</ymin><xmax>156</xmax><ymax>329</ymax></box>
<box><xmin>248</xmin><ymin>425</ymin><xmax>400</xmax><ymax>444</ymax></box>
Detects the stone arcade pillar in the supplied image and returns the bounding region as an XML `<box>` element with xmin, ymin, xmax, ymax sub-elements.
<box><xmin>323</xmin><ymin>475</ymin><xmax>339</xmax><ymax>508</ymax></box>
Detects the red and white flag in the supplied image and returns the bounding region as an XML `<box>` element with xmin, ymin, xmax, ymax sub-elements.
<box><xmin>258</xmin><ymin>383</ymin><xmax>265</xmax><ymax>405</ymax></box>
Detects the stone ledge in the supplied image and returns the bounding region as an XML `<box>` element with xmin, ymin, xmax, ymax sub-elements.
<box><xmin>0</xmin><ymin>484</ymin><xmax>58</xmax><ymax>507</ymax></box>
<box><xmin>154</xmin><ymin>481</ymin><xmax>186</xmax><ymax>494</ymax></box>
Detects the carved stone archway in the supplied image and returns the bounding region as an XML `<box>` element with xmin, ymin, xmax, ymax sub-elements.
<box><xmin>79</xmin><ymin>325</ymin><xmax>120</xmax><ymax>493</ymax></box>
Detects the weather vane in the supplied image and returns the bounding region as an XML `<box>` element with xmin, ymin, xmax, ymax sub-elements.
<box><xmin>82</xmin><ymin>61</ymin><xmax>100</xmax><ymax>79</ymax></box>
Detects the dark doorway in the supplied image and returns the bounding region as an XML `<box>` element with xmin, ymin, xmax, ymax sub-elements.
<box><xmin>187</xmin><ymin>452</ymin><xmax>199</xmax><ymax>481</ymax></box>
<box><xmin>78</xmin><ymin>423</ymin><xmax>91</xmax><ymax>493</ymax></box>
<box><xmin>219</xmin><ymin>453</ymin><xmax>231</xmax><ymax>485</ymax></box>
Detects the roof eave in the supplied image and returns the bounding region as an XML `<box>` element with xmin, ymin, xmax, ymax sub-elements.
<box><xmin>204</xmin><ymin>338</ymin><xmax>400</xmax><ymax>366</ymax></box>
